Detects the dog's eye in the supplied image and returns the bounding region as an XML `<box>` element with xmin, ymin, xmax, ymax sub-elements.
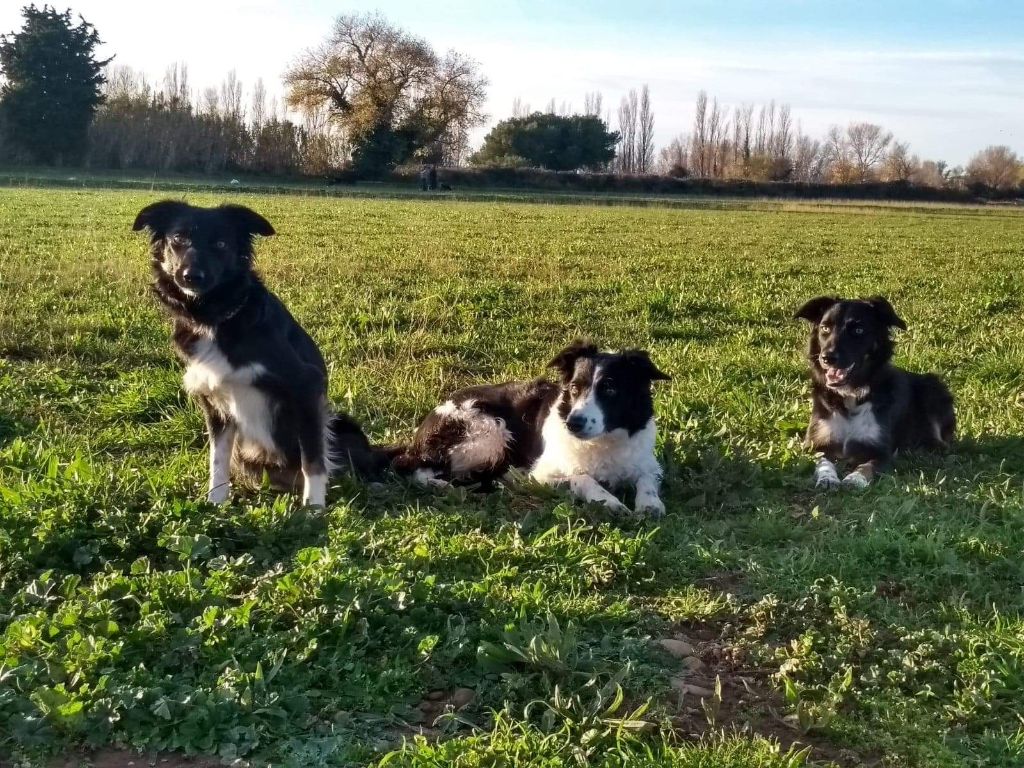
<box><xmin>170</xmin><ymin>233</ymin><xmax>187</xmax><ymax>246</ymax></box>
<box><xmin>215</xmin><ymin>240</ymin><xmax>227</xmax><ymax>250</ymax></box>
<box><xmin>820</xmin><ymin>325</ymin><xmax>832</xmax><ymax>335</ymax></box>
<box><xmin>601</xmin><ymin>381</ymin><xmax>617</xmax><ymax>396</ymax></box>
<box><xmin>569</xmin><ymin>384</ymin><xmax>581</xmax><ymax>398</ymax></box>
<box><xmin>853</xmin><ymin>326</ymin><xmax>865</xmax><ymax>335</ymax></box>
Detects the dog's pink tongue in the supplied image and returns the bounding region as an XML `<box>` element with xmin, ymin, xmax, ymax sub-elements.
<box><xmin>825</xmin><ymin>367</ymin><xmax>846</xmax><ymax>385</ymax></box>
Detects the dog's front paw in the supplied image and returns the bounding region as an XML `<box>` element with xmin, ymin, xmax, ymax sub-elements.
<box><xmin>814</xmin><ymin>474</ymin><xmax>841</xmax><ymax>490</ymax></box>
<box><xmin>635</xmin><ymin>495</ymin><xmax>666</xmax><ymax>518</ymax></box>
<box><xmin>602</xmin><ymin>496</ymin><xmax>633</xmax><ymax>516</ymax></box>
<box><xmin>842</xmin><ymin>471</ymin><xmax>870</xmax><ymax>490</ymax></box>
<box><xmin>207</xmin><ymin>485</ymin><xmax>230</xmax><ymax>504</ymax></box>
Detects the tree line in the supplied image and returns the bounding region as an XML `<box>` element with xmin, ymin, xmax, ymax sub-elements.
<box><xmin>0</xmin><ymin>6</ymin><xmax>1021</xmax><ymax>192</ymax></box>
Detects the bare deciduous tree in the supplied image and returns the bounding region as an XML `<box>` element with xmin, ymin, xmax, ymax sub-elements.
<box><xmin>617</xmin><ymin>89</ymin><xmax>639</xmax><ymax>173</ymax></box>
<box><xmin>846</xmin><ymin>122</ymin><xmax>892</xmax><ymax>181</ymax></box>
<box><xmin>966</xmin><ymin>145</ymin><xmax>1021</xmax><ymax>190</ymax></box>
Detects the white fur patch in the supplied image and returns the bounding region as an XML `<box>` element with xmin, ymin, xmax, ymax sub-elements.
<box><xmin>183</xmin><ymin>338</ymin><xmax>279</xmax><ymax>460</ymax></box>
<box><xmin>207</xmin><ymin>424</ymin><xmax>236</xmax><ymax>504</ymax></box>
<box><xmin>413</xmin><ymin>467</ymin><xmax>450</xmax><ymax>488</ymax></box>
<box><xmin>816</xmin><ymin>403</ymin><xmax>882</xmax><ymax>452</ymax></box>
<box><xmin>437</xmin><ymin>399</ymin><xmax>512</xmax><ymax>478</ymax></box>
<box><xmin>842</xmin><ymin>470</ymin><xmax>871</xmax><ymax>489</ymax></box>
<box><xmin>813</xmin><ymin>457</ymin><xmax>841</xmax><ymax>489</ymax></box>
<box><xmin>531</xmin><ymin>408</ymin><xmax>661</xmax><ymax>492</ymax></box>
<box><xmin>302</xmin><ymin>470</ymin><xmax>327</xmax><ymax>507</ymax></box>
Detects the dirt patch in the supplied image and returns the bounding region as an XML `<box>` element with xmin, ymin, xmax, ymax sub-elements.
<box><xmin>660</xmin><ymin>630</ymin><xmax>879</xmax><ymax>768</ymax></box>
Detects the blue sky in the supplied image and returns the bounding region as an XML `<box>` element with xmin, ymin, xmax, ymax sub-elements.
<box><xmin>2</xmin><ymin>1</ymin><xmax>1020</xmax><ymax>164</ymax></box>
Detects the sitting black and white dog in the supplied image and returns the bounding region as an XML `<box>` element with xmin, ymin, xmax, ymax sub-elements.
<box><xmin>795</xmin><ymin>295</ymin><xmax>955</xmax><ymax>489</ymax></box>
<box><xmin>393</xmin><ymin>341</ymin><xmax>671</xmax><ymax>517</ymax></box>
<box><xmin>133</xmin><ymin>200</ymin><xmax>378</xmax><ymax>507</ymax></box>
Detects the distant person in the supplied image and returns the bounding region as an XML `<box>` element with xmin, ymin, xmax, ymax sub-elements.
<box><xmin>428</xmin><ymin>165</ymin><xmax>438</xmax><ymax>191</ymax></box>
<box><xmin>419</xmin><ymin>166</ymin><xmax>429</xmax><ymax>191</ymax></box>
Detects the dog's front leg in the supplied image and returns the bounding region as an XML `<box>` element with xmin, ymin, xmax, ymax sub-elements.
<box><xmin>634</xmin><ymin>473</ymin><xmax>666</xmax><ymax>517</ymax></box>
<box><xmin>204</xmin><ymin>407</ymin><xmax>236</xmax><ymax>504</ymax></box>
<box><xmin>296</xmin><ymin>400</ymin><xmax>328</xmax><ymax>507</ymax></box>
<box><xmin>568</xmin><ymin>474</ymin><xmax>631</xmax><ymax>515</ymax></box>
<box><xmin>812</xmin><ymin>455</ymin><xmax>841</xmax><ymax>489</ymax></box>
<box><xmin>843</xmin><ymin>443</ymin><xmax>890</xmax><ymax>489</ymax></box>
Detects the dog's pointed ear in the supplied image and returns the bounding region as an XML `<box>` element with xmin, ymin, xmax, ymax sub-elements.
<box><xmin>132</xmin><ymin>199</ymin><xmax>189</xmax><ymax>235</ymax></box>
<box><xmin>548</xmin><ymin>339</ymin><xmax>598</xmax><ymax>381</ymax></box>
<box><xmin>621</xmin><ymin>349</ymin><xmax>671</xmax><ymax>382</ymax></box>
<box><xmin>219</xmin><ymin>204</ymin><xmax>275</xmax><ymax>238</ymax></box>
<box><xmin>794</xmin><ymin>296</ymin><xmax>839</xmax><ymax>324</ymax></box>
<box><xmin>867</xmin><ymin>296</ymin><xmax>907</xmax><ymax>330</ymax></box>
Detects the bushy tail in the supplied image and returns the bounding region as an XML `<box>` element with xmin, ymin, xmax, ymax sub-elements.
<box><xmin>327</xmin><ymin>413</ymin><xmax>402</xmax><ymax>479</ymax></box>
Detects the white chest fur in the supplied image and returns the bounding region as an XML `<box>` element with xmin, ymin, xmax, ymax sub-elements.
<box><xmin>817</xmin><ymin>401</ymin><xmax>882</xmax><ymax>451</ymax></box>
<box><xmin>530</xmin><ymin>409</ymin><xmax>661</xmax><ymax>487</ymax></box>
<box><xmin>182</xmin><ymin>338</ymin><xmax>276</xmax><ymax>453</ymax></box>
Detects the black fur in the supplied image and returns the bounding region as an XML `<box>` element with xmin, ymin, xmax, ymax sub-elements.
<box><xmin>134</xmin><ymin>200</ymin><xmax>380</xmax><ymax>497</ymax></box>
<box><xmin>795</xmin><ymin>295</ymin><xmax>955</xmax><ymax>480</ymax></box>
<box><xmin>392</xmin><ymin>378</ymin><xmax>558</xmax><ymax>487</ymax></box>
<box><xmin>392</xmin><ymin>341</ymin><xmax>669</xmax><ymax>487</ymax></box>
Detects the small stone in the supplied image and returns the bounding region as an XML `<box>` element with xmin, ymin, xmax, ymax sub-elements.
<box><xmin>682</xmin><ymin>656</ymin><xmax>706</xmax><ymax>672</ymax></box>
<box><xmin>657</xmin><ymin>638</ymin><xmax>695</xmax><ymax>658</ymax></box>
<box><xmin>448</xmin><ymin>687</ymin><xmax>475</xmax><ymax>709</ymax></box>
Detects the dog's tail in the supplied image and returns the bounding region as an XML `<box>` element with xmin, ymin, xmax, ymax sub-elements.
<box><xmin>327</xmin><ymin>412</ymin><xmax>403</xmax><ymax>479</ymax></box>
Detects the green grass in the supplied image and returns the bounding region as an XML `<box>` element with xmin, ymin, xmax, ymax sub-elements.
<box><xmin>0</xmin><ymin>187</ymin><xmax>1023</xmax><ymax>767</ymax></box>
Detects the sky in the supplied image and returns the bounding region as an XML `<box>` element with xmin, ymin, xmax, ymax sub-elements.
<box><xmin>1</xmin><ymin>0</ymin><xmax>1021</xmax><ymax>165</ymax></box>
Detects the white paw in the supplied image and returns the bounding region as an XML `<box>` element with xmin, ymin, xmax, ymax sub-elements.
<box><xmin>842</xmin><ymin>471</ymin><xmax>870</xmax><ymax>490</ymax></box>
<box><xmin>814</xmin><ymin>474</ymin><xmax>841</xmax><ymax>490</ymax></box>
<box><xmin>413</xmin><ymin>468</ymin><xmax>450</xmax><ymax>488</ymax></box>
<box><xmin>207</xmin><ymin>485</ymin><xmax>230</xmax><ymax>504</ymax></box>
<box><xmin>601</xmin><ymin>496</ymin><xmax>632</xmax><ymax>515</ymax></box>
<box><xmin>635</xmin><ymin>495</ymin><xmax>666</xmax><ymax>518</ymax></box>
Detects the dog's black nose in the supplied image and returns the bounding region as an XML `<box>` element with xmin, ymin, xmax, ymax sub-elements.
<box><xmin>566</xmin><ymin>414</ymin><xmax>587</xmax><ymax>435</ymax></box>
<box><xmin>180</xmin><ymin>266</ymin><xmax>205</xmax><ymax>286</ymax></box>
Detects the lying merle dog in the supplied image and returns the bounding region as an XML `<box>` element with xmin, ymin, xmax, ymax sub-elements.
<box><xmin>133</xmin><ymin>200</ymin><xmax>379</xmax><ymax>507</ymax></box>
<box><xmin>795</xmin><ymin>295</ymin><xmax>955</xmax><ymax>489</ymax></box>
<box><xmin>392</xmin><ymin>341</ymin><xmax>671</xmax><ymax>517</ymax></box>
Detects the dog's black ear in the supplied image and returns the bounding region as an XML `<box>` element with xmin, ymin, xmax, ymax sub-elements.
<box><xmin>866</xmin><ymin>296</ymin><xmax>907</xmax><ymax>330</ymax></box>
<box><xmin>132</xmin><ymin>200</ymin><xmax>189</xmax><ymax>235</ymax></box>
<box><xmin>219</xmin><ymin>204</ymin><xmax>276</xmax><ymax>237</ymax></box>
<box><xmin>621</xmin><ymin>349</ymin><xmax>671</xmax><ymax>382</ymax></box>
<box><xmin>548</xmin><ymin>339</ymin><xmax>598</xmax><ymax>381</ymax></box>
<box><xmin>794</xmin><ymin>296</ymin><xmax>839</xmax><ymax>324</ymax></box>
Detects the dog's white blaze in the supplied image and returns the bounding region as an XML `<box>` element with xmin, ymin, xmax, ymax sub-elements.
<box><xmin>183</xmin><ymin>338</ymin><xmax>278</xmax><ymax>460</ymax></box>
<box><xmin>567</xmin><ymin>367</ymin><xmax>607</xmax><ymax>438</ymax></box>
<box><xmin>819</xmin><ymin>403</ymin><xmax>882</xmax><ymax>451</ymax></box>
<box><xmin>302</xmin><ymin>470</ymin><xmax>327</xmax><ymax>507</ymax></box>
<box><xmin>532</xmin><ymin>408</ymin><xmax>662</xmax><ymax>494</ymax></box>
<box><xmin>436</xmin><ymin>399</ymin><xmax>512</xmax><ymax>478</ymax></box>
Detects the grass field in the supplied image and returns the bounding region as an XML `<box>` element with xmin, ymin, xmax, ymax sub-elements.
<box><xmin>1</xmin><ymin>187</ymin><xmax>1023</xmax><ymax>767</ymax></box>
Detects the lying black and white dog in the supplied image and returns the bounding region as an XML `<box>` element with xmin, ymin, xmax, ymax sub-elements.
<box><xmin>133</xmin><ymin>200</ymin><xmax>378</xmax><ymax>507</ymax></box>
<box><xmin>795</xmin><ymin>295</ymin><xmax>955</xmax><ymax>489</ymax></box>
<box><xmin>393</xmin><ymin>341</ymin><xmax>671</xmax><ymax>516</ymax></box>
